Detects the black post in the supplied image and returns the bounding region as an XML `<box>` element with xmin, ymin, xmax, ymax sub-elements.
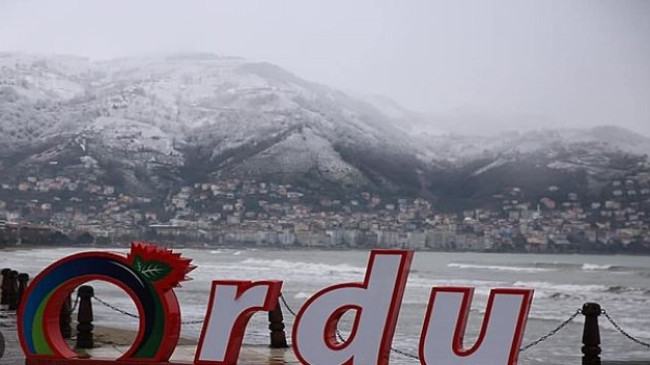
<box><xmin>0</xmin><ymin>329</ymin><xmax>5</xmax><ymax>360</ymax></box>
<box><xmin>7</xmin><ymin>270</ymin><xmax>18</xmax><ymax>311</ymax></box>
<box><xmin>582</xmin><ymin>302</ymin><xmax>602</xmax><ymax>365</ymax></box>
<box><xmin>60</xmin><ymin>293</ymin><xmax>73</xmax><ymax>339</ymax></box>
<box><xmin>17</xmin><ymin>273</ymin><xmax>29</xmax><ymax>307</ymax></box>
<box><xmin>268</xmin><ymin>298</ymin><xmax>288</xmax><ymax>348</ymax></box>
<box><xmin>76</xmin><ymin>285</ymin><xmax>94</xmax><ymax>349</ymax></box>
<box><xmin>0</xmin><ymin>268</ymin><xmax>10</xmax><ymax>308</ymax></box>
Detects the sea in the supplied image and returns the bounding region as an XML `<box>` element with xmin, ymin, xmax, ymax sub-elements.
<box><xmin>3</xmin><ymin>247</ymin><xmax>650</xmax><ymax>364</ymax></box>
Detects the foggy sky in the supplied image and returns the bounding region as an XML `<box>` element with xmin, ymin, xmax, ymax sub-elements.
<box><xmin>0</xmin><ymin>0</ymin><xmax>649</xmax><ymax>136</ymax></box>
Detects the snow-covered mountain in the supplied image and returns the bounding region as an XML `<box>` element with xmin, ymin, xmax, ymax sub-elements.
<box><xmin>0</xmin><ymin>53</ymin><xmax>429</xmax><ymax>196</ymax></box>
<box><xmin>1</xmin><ymin>52</ymin><xmax>648</xmax><ymax>206</ymax></box>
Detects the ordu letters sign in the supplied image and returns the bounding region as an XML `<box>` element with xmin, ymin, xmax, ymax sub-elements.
<box><xmin>18</xmin><ymin>242</ymin><xmax>534</xmax><ymax>365</ymax></box>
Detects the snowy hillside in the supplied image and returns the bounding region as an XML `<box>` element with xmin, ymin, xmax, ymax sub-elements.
<box><xmin>0</xmin><ymin>53</ymin><xmax>426</xmax><ymax>195</ymax></box>
<box><xmin>0</xmin><ymin>52</ymin><xmax>648</xmax><ymax>204</ymax></box>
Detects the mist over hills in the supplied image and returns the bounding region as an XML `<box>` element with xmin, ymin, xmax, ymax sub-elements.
<box><xmin>1</xmin><ymin>52</ymin><xmax>649</xmax><ymax>211</ymax></box>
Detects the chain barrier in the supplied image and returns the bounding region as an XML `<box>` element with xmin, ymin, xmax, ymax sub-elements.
<box><xmin>601</xmin><ymin>309</ymin><xmax>650</xmax><ymax>349</ymax></box>
<box><xmin>93</xmin><ymin>296</ymin><xmax>203</xmax><ymax>325</ymax></box>
<box><xmin>89</xmin><ymin>294</ymin><xmax>650</xmax><ymax>357</ymax></box>
<box><xmin>93</xmin><ymin>296</ymin><xmax>139</xmax><ymax>318</ymax></box>
<box><xmin>279</xmin><ymin>294</ymin><xmax>298</xmax><ymax>317</ymax></box>
<box><xmin>519</xmin><ymin>308</ymin><xmax>582</xmax><ymax>352</ymax></box>
<box><xmin>70</xmin><ymin>294</ymin><xmax>80</xmax><ymax>313</ymax></box>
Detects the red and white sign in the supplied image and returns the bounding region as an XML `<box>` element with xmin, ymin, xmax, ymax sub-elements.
<box><xmin>18</xmin><ymin>244</ymin><xmax>534</xmax><ymax>365</ymax></box>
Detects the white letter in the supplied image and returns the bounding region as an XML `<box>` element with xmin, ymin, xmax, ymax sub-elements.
<box><xmin>292</xmin><ymin>250</ymin><xmax>413</xmax><ymax>365</ymax></box>
<box><xmin>195</xmin><ymin>280</ymin><xmax>282</xmax><ymax>364</ymax></box>
<box><xmin>419</xmin><ymin>287</ymin><xmax>533</xmax><ymax>365</ymax></box>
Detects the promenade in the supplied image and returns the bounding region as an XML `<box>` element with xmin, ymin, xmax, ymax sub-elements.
<box><xmin>0</xmin><ymin>312</ymin><xmax>299</xmax><ymax>365</ymax></box>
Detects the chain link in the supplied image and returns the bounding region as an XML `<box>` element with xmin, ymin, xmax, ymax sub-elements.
<box><xmin>601</xmin><ymin>309</ymin><xmax>650</xmax><ymax>348</ymax></box>
<box><xmin>95</xmin><ymin>293</ymin><xmax>650</xmax><ymax>358</ymax></box>
<box><xmin>71</xmin><ymin>294</ymin><xmax>80</xmax><ymax>313</ymax></box>
<box><xmin>93</xmin><ymin>296</ymin><xmax>203</xmax><ymax>325</ymax></box>
<box><xmin>93</xmin><ymin>296</ymin><xmax>139</xmax><ymax>318</ymax></box>
<box><xmin>182</xmin><ymin>319</ymin><xmax>204</xmax><ymax>325</ymax></box>
<box><xmin>519</xmin><ymin>309</ymin><xmax>582</xmax><ymax>352</ymax></box>
<box><xmin>279</xmin><ymin>294</ymin><xmax>298</xmax><ymax>317</ymax></box>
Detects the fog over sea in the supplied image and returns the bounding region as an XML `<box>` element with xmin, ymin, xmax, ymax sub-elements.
<box><xmin>4</xmin><ymin>247</ymin><xmax>650</xmax><ymax>364</ymax></box>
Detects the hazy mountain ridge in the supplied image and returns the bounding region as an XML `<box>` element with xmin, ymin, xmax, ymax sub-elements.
<box><xmin>0</xmin><ymin>53</ymin><xmax>425</xmax><ymax>196</ymax></box>
<box><xmin>1</xmin><ymin>53</ymin><xmax>649</xmax><ymax>208</ymax></box>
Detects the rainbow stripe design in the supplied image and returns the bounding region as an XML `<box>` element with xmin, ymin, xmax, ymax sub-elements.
<box><xmin>18</xmin><ymin>243</ymin><xmax>192</xmax><ymax>362</ymax></box>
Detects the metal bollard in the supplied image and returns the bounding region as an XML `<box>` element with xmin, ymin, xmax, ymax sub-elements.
<box><xmin>0</xmin><ymin>329</ymin><xmax>5</xmax><ymax>360</ymax></box>
<box><xmin>582</xmin><ymin>302</ymin><xmax>602</xmax><ymax>365</ymax></box>
<box><xmin>60</xmin><ymin>293</ymin><xmax>73</xmax><ymax>339</ymax></box>
<box><xmin>76</xmin><ymin>285</ymin><xmax>94</xmax><ymax>349</ymax></box>
<box><xmin>268</xmin><ymin>298</ymin><xmax>288</xmax><ymax>348</ymax></box>
<box><xmin>7</xmin><ymin>270</ymin><xmax>18</xmax><ymax>311</ymax></box>
<box><xmin>17</xmin><ymin>273</ymin><xmax>29</xmax><ymax>307</ymax></box>
<box><xmin>0</xmin><ymin>268</ymin><xmax>10</xmax><ymax>309</ymax></box>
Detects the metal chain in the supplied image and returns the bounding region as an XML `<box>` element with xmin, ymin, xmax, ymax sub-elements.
<box><xmin>520</xmin><ymin>309</ymin><xmax>582</xmax><ymax>352</ymax></box>
<box><xmin>280</xmin><ymin>293</ymin><xmax>420</xmax><ymax>360</ymax></box>
<box><xmin>601</xmin><ymin>309</ymin><xmax>650</xmax><ymax>348</ymax></box>
<box><xmin>391</xmin><ymin>347</ymin><xmax>420</xmax><ymax>360</ymax></box>
<box><xmin>93</xmin><ymin>296</ymin><xmax>139</xmax><ymax>318</ymax></box>
<box><xmin>279</xmin><ymin>293</ymin><xmax>298</xmax><ymax>317</ymax></box>
<box><xmin>182</xmin><ymin>319</ymin><xmax>204</xmax><ymax>325</ymax></box>
<box><xmin>71</xmin><ymin>294</ymin><xmax>80</xmax><ymax>313</ymax></box>
<box><xmin>93</xmin><ymin>296</ymin><xmax>203</xmax><ymax>325</ymax></box>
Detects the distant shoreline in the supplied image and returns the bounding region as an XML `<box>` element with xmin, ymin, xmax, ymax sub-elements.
<box><xmin>1</xmin><ymin>243</ymin><xmax>649</xmax><ymax>257</ymax></box>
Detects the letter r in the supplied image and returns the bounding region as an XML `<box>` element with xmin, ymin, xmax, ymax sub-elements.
<box><xmin>195</xmin><ymin>280</ymin><xmax>283</xmax><ymax>365</ymax></box>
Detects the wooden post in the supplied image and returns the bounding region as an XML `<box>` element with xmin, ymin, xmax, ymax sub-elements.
<box><xmin>268</xmin><ymin>298</ymin><xmax>288</xmax><ymax>348</ymax></box>
<box><xmin>17</xmin><ymin>273</ymin><xmax>29</xmax><ymax>307</ymax></box>
<box><xmin>60</xmin><ymin>293</ymin><xmax>73</xmax><ymax>339</ymax></box>
<box><xmin>0</xmin><ymin>268</ymin><xmax>10</xmax><ymax>308</ymax></box>
<box><xmin>582</xmin><ymin>302</ymin><xmax>602</xmax><ymax>365</ymax></box>
<box><xmin>7</xmin><ymin>270</ymin><xmax>18</xmax><ymax>311</ymax></box>
<box><xmin>76</xmin><ymin>285</ymin><xmax>94</xmax><ymax>349</ymax></box>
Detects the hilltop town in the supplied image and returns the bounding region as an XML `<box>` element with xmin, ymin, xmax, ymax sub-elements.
<box><xmin>1</xmin><ymin>164</ymin><xmax>650</xmax><ymax>253</ymax></box>
<box><xmin>1</xmin><ymin>54</ymin><xmax>649</xmax><ymax>253</ymax></box>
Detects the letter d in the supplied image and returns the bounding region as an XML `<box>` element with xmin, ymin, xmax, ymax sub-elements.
<box><xmin>292</xmin><ymin>250</ymin><xmax>413</xmax><ymax>365</ymax></box>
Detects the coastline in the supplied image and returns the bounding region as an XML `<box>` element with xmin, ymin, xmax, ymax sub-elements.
<box><xmin>1</xmin><ymin>243</ymin><xmax>649</xmax><ymax>257</ymax></box>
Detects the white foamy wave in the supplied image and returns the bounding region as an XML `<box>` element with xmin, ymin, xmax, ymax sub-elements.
<box><xmin>294</xmin><ymin>291</ymin><xmax>313</xmax><ymax>299</ymax></box>
<box><xmin>582</xmin><ymin>263</ymin><xmax>613</xmax><ymax>271</ymax></box>
<box><xmin>513</xmin><ymin>281</ymin><xmax>609</xmax><ymax>293</ymax></box>
<box><xmin>448</xmin><ymin>263</ymin><xmax>556</xmax><ymax>273</ymax></box>
<box><xmin>527</xmin><ymin>311</ymin><xmax>584</xmax><ymax>323</ymax></box>
<box><xmin>238</xmin><ymin>258</ymin><xmax>367</xmax><ymax>277</ymax></box>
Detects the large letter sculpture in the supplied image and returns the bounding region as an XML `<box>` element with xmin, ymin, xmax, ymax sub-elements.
<box><xmin>18</xmin><ymin>242</ymin><xmax>195</xmax><ymax>363</ymax></box>
<box><xmin>292</xmin><ymin>250</ymin><xmax>413</xmax><ymax>365</ymax></box>
<box><xmin>419</xmin><ymin>287</ymin><xmax>533</xmax><ymax>365</ymax></box>
<box><xmin>195</xmin><ymin>280</ymin><xmax>283</xmax><ymax>364</ymax></box>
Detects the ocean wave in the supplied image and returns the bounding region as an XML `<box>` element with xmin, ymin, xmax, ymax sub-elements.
<box><xmin>531</xmin><ymin>261</ymin><xmax>632</xmax><ymax>273</ymax></box>
<box><xmin>547</xmin><ymin>292</ymin><xmax>579</xmax><ymax>300</ymax></box>
<box><xmin>238</xmin><ymin>258</ymin><xmax>367</xmax><ymax>277</ymax></box>
<box><xmin>513</xmin><ymin>281</ymin><xmax>609</xmax><ymax>293</ymax></box>
<box><xmin>514</xmin><ymin>281</ymin><xmax>647</xmax><ymax>296</ymax></box>
<box><xmin>294</xmin><ymin>291</ymin><xmax>312</xmax><ymax>299</ymax></box>
<box><xmin>448</xmin><ymin>263</ymin><xmax>556</xmax><ymax>273</ymax></box>
<box><xmin>581</xmin><ymin>263</ymin><xmax>614</xmax><ymax>271</ymax></box>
